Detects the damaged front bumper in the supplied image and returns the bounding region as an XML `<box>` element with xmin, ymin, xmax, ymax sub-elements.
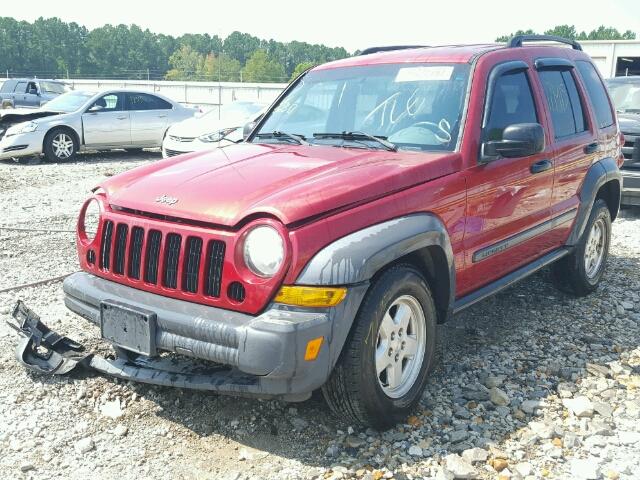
<box><xmin>9</xmin><ymin>272</ymin><xmax>366</xmax><ymax>401</ymax></box>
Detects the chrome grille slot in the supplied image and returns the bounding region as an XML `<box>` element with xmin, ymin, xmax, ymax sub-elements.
<box><xmin>162</xmin><ymin>233</ymin><xmax>182</xmax><ymax>289</ymax></box>
<box><xmin>204</xmin><ymin>240</ymin><xmax>225</xmax><ymax>298</ymax></box>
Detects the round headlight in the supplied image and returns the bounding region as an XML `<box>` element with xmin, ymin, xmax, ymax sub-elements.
<box><xmin>82</xmin><ymin>198</ymin><xmax>101</xmax><ymax>242</ymax></box>
<box><xmin>243</xmin><ymin>225</ymin><xmax>284</xmax><ymax>277</ymax></box>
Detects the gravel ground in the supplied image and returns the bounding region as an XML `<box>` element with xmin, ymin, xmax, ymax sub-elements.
<box><xmin>1</xmin><ymin>152</ymin><xmax>639</xmax><ymax>480</ymax></box>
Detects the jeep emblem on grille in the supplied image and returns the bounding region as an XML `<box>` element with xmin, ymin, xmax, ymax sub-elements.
<box><xmin>155</xmin><ymin>195</ymin><xmax>179</xmax><ymax>205</ymax></box>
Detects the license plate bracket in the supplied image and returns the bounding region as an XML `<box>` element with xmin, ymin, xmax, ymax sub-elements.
<box><xmin>100</xmin><ymin>300</ymin><xmax>157</xmax><ymax>356</ymax></box>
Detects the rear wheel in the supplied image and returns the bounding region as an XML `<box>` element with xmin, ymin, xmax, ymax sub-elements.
<box><xmin>322</xmin><ymin>265</ymin><xmax>437</xmax><ymax>428</ymax></box>
<box><xmin>552</xmin><ymin>199</ymin><xmax>611</xmax><ymax>296</ymax></box>
<box><xmin>43</xmin><ymin>128</ymin><xmax>77</xmax><ymax>162</ymax></box>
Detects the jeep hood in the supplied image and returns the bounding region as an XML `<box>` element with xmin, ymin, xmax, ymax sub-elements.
<box><xmin>99</xmin><ymin>143</ymin><xmax>460</xmax><ymax>227</ymax></box>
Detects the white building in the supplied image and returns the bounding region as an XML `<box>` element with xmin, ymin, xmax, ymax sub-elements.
<box><xmin>580</xmin><ymin>40</ymin><xmax>640</xmax><ymax>78</ymax></box>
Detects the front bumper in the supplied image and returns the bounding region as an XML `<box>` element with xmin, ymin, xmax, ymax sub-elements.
<box><xmin>622</xmin><ymin>169</ymin><xmax>640</xmax><ymax>206</ymax></box>
<box><xmin>162</xmin><ymin>136</ymin><xmax>233</xmax><ymax>158</ymax></box>
<box><xmin>0</xmin><ymin>131</ymin><xmax>42</xmax><ymax>160</ymax></box>
<box><xmin>62</xmin><ymin>272</ymin><xmax>367</xmax><ymax>399</ymax></box>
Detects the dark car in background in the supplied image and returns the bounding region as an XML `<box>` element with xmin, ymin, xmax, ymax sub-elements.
<box><xmin>607</xmin><ymin>76</ymin><xmax>640</xmax><ymax>206</ymax></box>
<box><xmin>0</xmin><ymin>78</ymin><xmax>70</xmax><ymax>109</ymax></box>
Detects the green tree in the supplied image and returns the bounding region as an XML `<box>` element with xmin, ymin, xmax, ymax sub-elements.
<box><xmin>198</xmin><ymin>53</ymin><xmax>241</xmax><ymax>82</ymax></box>
<box><xmin>495</xmin><ymin>29</ymin><xmax>535</xmax><ymax>43</ymax></box>
<box><xmin>544</xmin><ymin>24</ymin><xmax>578</xmax><ymax>39</ymax></box>
<box><xmin>497</xmin><ymin>25</ymin><xmax>636</xmax><ymax>43</ymax></box>
<box><xmin>223</xmin><ymin>31</ymin><xmax>261</xmax><ymax>65</ymax></box>
<box><xmin>290</xmin><ymin>61</ymin><xmax>315</xmax><ymax>81</ymax></box>
<box><xmin>165</xmin><ymin>45</ymin><xmax>203</xmax><ymax>80</ymax></box>
<box><xmin>242</xmin><ymin>50</ymin><xmax>286</xmax><ymax>83</ymax></box>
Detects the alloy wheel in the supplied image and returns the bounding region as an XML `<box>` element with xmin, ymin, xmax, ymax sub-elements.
<box><xmin>51</xmin><ymin>133</ymin><xmax>74</xmax><ymax>159</ymax></box>
<box><xmin>375</xmin><ymin>295</ymin><xmax>426</xmax><ymax>398</ymax></box>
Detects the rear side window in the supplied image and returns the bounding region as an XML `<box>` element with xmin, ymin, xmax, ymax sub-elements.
<box><xmin>127</xmin><ymin>93</ymin><xmax>172</xmax><ymax>111</ymax></box>
<box><xmin>538</xmin><ymin>70</ymin><xmax>587</xmax><ymax>139</ymax></box>
<box><xmin>483</xmin><ymin>70</ymin><xmax>538</xmax><ymax>141</ymax></box>
<box><xmin>576</xmin><ymin>61</ymin><xmax>614</xmax><ymax>129</ymax></box>
<box><xmin>14</xmin><ymin>82</ymin><xmax>27</xmax><ymax>93</ymax></box>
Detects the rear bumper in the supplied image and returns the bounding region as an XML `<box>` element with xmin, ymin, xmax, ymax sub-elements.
<box><xmin>622</xmin><ymin>169</ymin><xmax>640</xmax><ymax>206</ymax></box>
<box><xmin>63</xmin><ymin>272</ymin><xmax>366</xmax><ymax>398</ymax></box>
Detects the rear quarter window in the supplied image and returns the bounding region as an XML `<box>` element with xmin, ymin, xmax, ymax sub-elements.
<box><xmin>576</xmin><ymin>61</ymin><xmax>614</xmax><ymax>129</ymax></box>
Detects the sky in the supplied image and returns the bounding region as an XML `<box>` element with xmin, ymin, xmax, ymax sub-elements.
<box><xmin>2</xmin><ymin>0</ymin><xmax>639</xmax><ymax>52</ymax></box>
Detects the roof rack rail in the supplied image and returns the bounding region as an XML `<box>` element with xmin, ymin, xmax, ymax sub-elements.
<box><xmin>508</xmin><ymin>34</ymin><xmax>582</xmax><ymax>51</ymax></box>
<box><xmin>359</xmin><ymin>45</ymin><xmax>427</xmax><ymax>56</ymax></box>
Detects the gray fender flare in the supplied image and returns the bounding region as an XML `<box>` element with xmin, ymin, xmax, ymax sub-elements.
<box><xmin>295</xmin><ymin>214</ymin><xmax>455</xmax><ymax>371</ymax></box>
<box><xmin>297</xmin><ymin>212</ymin><xmax>455</xmax><ymax>311</ymax></box>
<box><xmin>567</xmin><ymin>157</ymin><xmax>621</xmax><ymax>245</ymax></box>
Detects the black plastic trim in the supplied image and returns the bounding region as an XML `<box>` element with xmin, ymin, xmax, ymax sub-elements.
<box><xmin>473</xmin><ymin>209</ymin><xmax>577</xmax><ymax>262</ymax></box>
<box><xmin>508</xmin><ymin>35</ymin><xmax>582</xmax><ymax>51</ymax></box>
<box><xmin>455</xmin><ymin>248</ymin><xmax>571</xmax><ymax>313</ymax></box>
<box><xmin>566</xmin><ymin>157</ymin><xmax>621</xmax><ymax>245</ymax></box>
<box><xmin>534</xmin><ymin>57</ymin><xmax>575</xmax><ymax>71</ymax></box>
<box><xmin>359</xmin><ymin>45</ymin><xmax>427</xmax><ymax>56</ymax></box>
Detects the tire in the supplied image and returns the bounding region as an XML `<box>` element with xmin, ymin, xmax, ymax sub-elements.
<box><xmin>322</xmin><ymin>264</ymin><xmax>437</xmax><ymax>429</ymax></box>
<box><xmin>43</xmin><ymin>128</ymin><xmax>78</xmax><ymax>162</ymax></box>
<box><xmin>552</xmin><ymin>198</ymin><xmax>611</xmax><ymax>296</ymax></box>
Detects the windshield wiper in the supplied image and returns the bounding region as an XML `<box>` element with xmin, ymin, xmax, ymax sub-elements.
<box><xmin>313</xmin><ymin>131</ymin><xmax>397</xmax><ymax>152</ymax></box>
<box><xmin>255</xmin><ymin>131</ymin><xmax>310</xmax><ymax>146</ymax></box>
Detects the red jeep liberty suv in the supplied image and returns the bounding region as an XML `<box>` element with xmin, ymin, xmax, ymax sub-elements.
<box><xmin>19</xmin><ymin>36</ymin><xmax>623</xmax><ymax>428</ymax></box>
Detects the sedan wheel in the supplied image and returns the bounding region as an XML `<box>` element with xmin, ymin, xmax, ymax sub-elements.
<box><xmin>51</xmin><ymin>133</ymin><xmax>75</xmax><ymax>159</ymax></box>
<box><xmin>44</xmin><ymin>128</ymin><xmax>78</xmax><ymax>162</ymax></box>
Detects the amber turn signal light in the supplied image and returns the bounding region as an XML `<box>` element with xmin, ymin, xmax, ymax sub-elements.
<box><xmin>304</xmin><ymin>337</ymin><xmax>324</xmax><ymax>361</ymax></box>
<box><xmin>274</xmin><ymin>286</ymin><xmax>347</xmax><ymax>307</ymax></box>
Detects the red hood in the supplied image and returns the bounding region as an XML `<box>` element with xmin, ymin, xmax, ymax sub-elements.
<box><xmin>99</xmin><ymin>143</ymin><xmax>461</xmax><ymax>227</ymax></box>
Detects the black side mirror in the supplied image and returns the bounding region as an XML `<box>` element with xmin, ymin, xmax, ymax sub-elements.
<box><xmin>242</xmin><ymin>120</ymin><xmax>257</xmax><ymax>140</ymax></box>
<box><xmin>482</xmin><ymin>123</ymin><xmax>545</xmax><ymax>160</ymax></box>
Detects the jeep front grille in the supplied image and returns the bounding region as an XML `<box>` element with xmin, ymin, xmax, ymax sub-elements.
<box><xmin>97</xmin><ymin>222</ymin><xmax>226</xmax><ymax>299</ymax></box>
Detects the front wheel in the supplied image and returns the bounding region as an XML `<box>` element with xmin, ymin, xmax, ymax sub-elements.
<box><xmin>322</xmin><ymin>265</ymin><xmax>437</xmax><ymax>428</ymax></box>
<box><xmin>44</xmin><ymin>128</ymin><xmax>77</xmax><ymax>162</ymax></box>
<box><xmin>552</xmin><ymin>199</ymin><xmax>611</xmax><ymax>296</ymax></box>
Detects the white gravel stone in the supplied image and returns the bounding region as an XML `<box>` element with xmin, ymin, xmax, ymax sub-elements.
<box><xmin>74</xmin><ymin>437</ymin><xmax>94</xmax><ymax>454</ymax></box>
<box><xmin>563</xmin><ymin>396</ymin><xmax>595</xmax><ymax>418</ymax></box>
<box><xmin>444</xmin><ymin>454</ymin><xmax>477</xmax><ymax>479</ymax></box>
<box><xmin>570</xmin><ymin>458</ymin><xmax>601</xmax><ymax>479</ymax></box>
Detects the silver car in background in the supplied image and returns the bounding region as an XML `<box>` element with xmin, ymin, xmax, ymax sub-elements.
<box><xmin>0</xmin><ymin>89</ymin><xmax>196</xmax><ymax>164</ymax></box>
<box><xmin>162</xmin><ymin>101</ymin><xmax>265</xmax><ymax>157</ymax></box>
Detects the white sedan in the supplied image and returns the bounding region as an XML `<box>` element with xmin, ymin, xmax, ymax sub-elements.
<box><xmin>162</xmin><ymin>101</ymin><xmax>265</xmax><ymax>157</ymax></box>
<box><xmin>0</xmin><ymin>89</ymin><xmax>197</xmax><ymax>164</ymax></box>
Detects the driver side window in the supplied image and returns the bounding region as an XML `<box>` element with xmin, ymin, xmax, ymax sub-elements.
<box><xmin>483</xmin><ymin>71</ymin><xmax>538</xmax><ymax>142</ymax></box>
<box><xmin>91</xmin><ymin>93</ymin><xmax>122</xmax><ymax>112</ymax></box>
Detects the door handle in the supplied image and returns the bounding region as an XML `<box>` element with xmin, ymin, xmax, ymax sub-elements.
<box><xmin>530</xmin><ymin>159</ymin><xmax>552</xmax><ymax>174</ymax></box>
<box><xmin>584</xmin><ymin>142</ymin><xmax>599</xmax><ymax>154</ymax></box>
<box><xmin>158</xmin><ymin>114</ymin><xmax>168</xmax><ymax>118</ymax></box>
<box><xmin>117</xmin><ymin>116</ymin><xmax>127</xmax><ymax>120</ymax></box>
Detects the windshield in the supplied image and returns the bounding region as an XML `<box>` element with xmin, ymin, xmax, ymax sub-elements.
<box><xmin>607</xmin><ymin>81</ymin><xmax>640</xmax><ymax>113</ymax></box>
<box><xmin>40</xmin><ymin>81</ymin><xmax>68</xmax><ymax>95</ymax></box>
<box><xmin>43</xmin><ymin>91</ymin><xmax>94</xmax><ymax>112</ymax></box>
<box><xmin>253</xmin><ymin>63</ymin><xmax>471</xmax><ymax>151</ymax></box>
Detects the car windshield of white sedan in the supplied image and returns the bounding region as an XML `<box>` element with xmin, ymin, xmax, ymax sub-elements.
<box><xmin>44</xmin><ymin>91</ymin><xmax>94</xmax><ymax>113</ymax></box>
<box><xmin>254</xmin><ymin>63</ymin><xmax>471</xmax><ymax>151</ymax></box>
<box><xmin>608</xmin><ymin>81</ymin><xmax>640</xmax><ymax>114</ymax></box>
